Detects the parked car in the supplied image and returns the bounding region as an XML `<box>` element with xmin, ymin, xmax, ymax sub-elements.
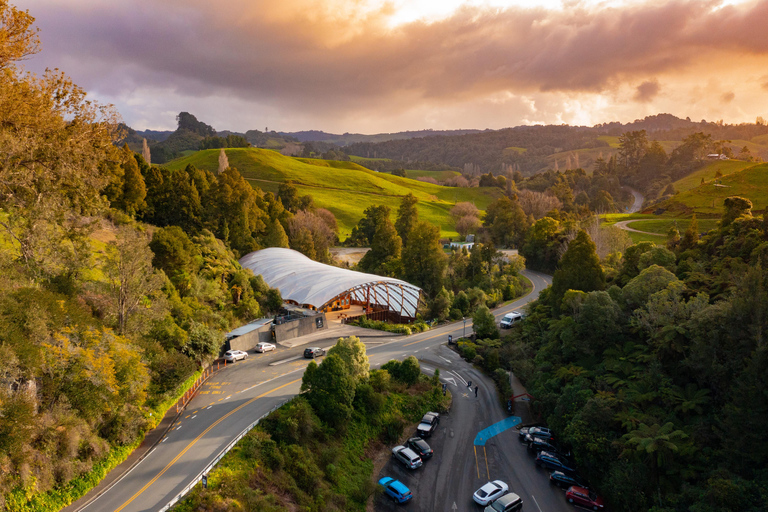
<box><xmin>254</xmin><ymin>342</ymin><xmax>276</xmax><ymax>353</ymax></box>
<box><xmin>378</xmin><ymin>477</ymin><xmax>413</xmax><ymax>504</ymax></box>
<box><xmin>392</xmin><ymin>445</ymin><xmax>422</xmax><ymax>469</ymax></box>
<box><xmin>406</xmin><ymin>437</ymin><xmax>433</xmax><ymax>459</ymax></box>
<box><xmin>484</xmin><ymin>492</ymin><xmax>523</xmax><ymax>512</ymax></box>
<box><xmin>416</xmin><ymin>412</ymin><xmax>440</xmax><ymax>437</ymax></box>
<box><xmin>303</xmin><ymin>347</ymin><xmax>325</xmax><ymax>358</ymax></box>
<box><xmin>500</xmin><ymin>311</ymin><xmax>524</xmax><ymax>329</ymax></box>
<box><xmin>519</xmin><ymin>425</ymin><xmax>554</xmax><ymax>442</ymax></box>
<box><xmin>473</xmin><ymin>480</ymin><xmax>509</xmax><ymax>506</ymax></box>
<box><xmin>223</xmin><ymin>350</ymin><xmax>248</xmax><ymax>362</ymax></box>
<box><xmin>566</xmin><ymin>486</ymin><xmax>604</xmax><ymax>510</ymax></box>
<box><xmin>527</xmin><ymin>435</ymin><xmax>571</xmax><ymax>457</ymax></box>
<box><xmin>535</xmin><ymin>451</ymin><xmax>576</xmax><ymax>473</ymax></box>
<box><xmin>549</xmin><ymin>471</ymin><xmax>589</xmax><ymax>490</ymax></box>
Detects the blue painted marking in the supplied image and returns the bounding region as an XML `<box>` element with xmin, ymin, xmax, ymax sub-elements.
<box><xmin>474</xmin><ymin>416</ymin><xmax>521</xmax><ymax>446</ymax></box>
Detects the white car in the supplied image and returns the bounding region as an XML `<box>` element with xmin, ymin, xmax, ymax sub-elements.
<box><xmin>254</xmin><ymin>342</ymin><xmax>276</xmax><ymax>353</ymax></box>
<box><xmin>473</xmin><ymin>480</ymin><xmax>509</xmax><ymax>506</ymax></box>
<box><xmin>223</xmin><ymin>350</ymin><xmax>248</xmax><ymax>362</ymax></box>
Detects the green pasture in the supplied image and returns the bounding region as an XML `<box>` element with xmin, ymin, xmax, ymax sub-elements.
<box><xmin>673</xmin><ymin>160</ymin><xmax>759</xmax><ymax>193</ymax></box>
<box><xmin>166</xmin><ymin>148</ymin><xmax>501</xmax><ymax>239</ymax></box>
<box><xmin>404</xmin><ymin>169</ymin><xmax>461</xmax><ymax>181</ymax></box>
<box><xmin>597</xmin><ymin>135</ymin><xmax>620</xmax><ymax>148</ymax></box>
<box><xmin>348</xmin><ymin>155</ymin><xmax>392</xmax><ymax>164</ymax></box>
<box><xmin>628</xmin><ymin>218</ymin><xmax>720</xmax><ymax>235</ymax></box>
<box><xmin>663</xmin><ymin>163</ymin><xmax>768</xmax><ymax>215</ymax></box>
<box><xmin>503</xmin><ymin>146</ymin><xmax>527</xmax><ymax>154</ymax></box>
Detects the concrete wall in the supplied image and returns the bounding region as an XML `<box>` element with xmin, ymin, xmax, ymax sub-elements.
<box><xmin>274</xmin><ymin>314</ymin><xmax>328</xmax><ymax>343</ymax></box>
<box><xmin>228</xmin><ymin>324</ymin><xmax>273</xmax><ymax>352</ymax></box>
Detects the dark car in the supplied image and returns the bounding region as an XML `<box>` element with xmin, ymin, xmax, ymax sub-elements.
<box><xmin>303</xmin><ymin>347</ymin><xmax>325</xmax><ymax>358</ymax></box>
<box><xmin>527</xmin><ymin>435</ymin><xmax>571</xmax><ymax>457</ymax></box>
<box><xmin>378</xmin><ymin>477</ymin><xmax>413</xmax><ymax>504</ymax></box>
<box><xmin>416</xmin><ymin>412</ymin><xmax>440</xmax><ymax>437</ymax></box>
<box><xmin>535</xmin><ymin>451</ymin><xmax>576</xmax><ymax>473</ymax></box>
<box><xmin>519</xmin><ymin>426</ymin><xmax>554</xmax><ymax>442</ymax></box>
<box><xmin>566</xmin><ymin>486</ymin><xmax>604</xmax><ymax>510</ymax></box>
<box><xmin>549</xmin><ymin>471</ymin><xmax>589</xmax><ymax>490</ymax></box>
<box><xmin>407</xmin><ymin>437</ymin><xmax>433</xmax><ymax>459</ymax></box>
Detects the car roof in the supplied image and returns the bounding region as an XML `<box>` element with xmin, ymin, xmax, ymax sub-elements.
<box><xmin>480</xmin><ymin>481</ymin><xmax>501</xmax><ymax>492</ymax></box>
<box><xmin>378</xmin><ymin>476</ymin><xmax>394</xmax><ymax>486</ymax></box>
<box><xmin>497</xmin><ymin>493</ymin><xmax>521</xmax><ymax>504</ymax></box>
<box><xmin>389</xmin><ymin>479</ymin><xmax>410</xmax><ymax>494</ymax></box>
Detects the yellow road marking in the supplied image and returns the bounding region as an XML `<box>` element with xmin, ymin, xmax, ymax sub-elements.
<box><xmin>483</xmin><ymin>446</ymin><xmax>490</xmax><ymax>479</ymax></box>
<box><xmin>473</xmin><ymin>445</ymin><xmax>480</xmax><ymax>478</ymax></box>
<box><xmin>115</xmin><ymin>378</ymin><xmax>302</xmax><ymax>512</ymax></box>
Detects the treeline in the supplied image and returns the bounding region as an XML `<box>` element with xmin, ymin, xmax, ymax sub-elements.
<box><xmin>0</xmin><ymin>5</ymin><xmax>286</xmax><ymax>508</ymax></box>
<box><xmin>611</xmin><ymin>129</ymin><xmax>759</xmax><ymax>202</ymax></box>
<box><xmin>472</xmin><ymin>198</ymin><xmax>768</xmax><ymax>511</ymax></box>
<box><xmin>343</xmin><ymin>194</ymin><xmax>530</xmax><ymax>321</ymax></box>
<box><xmin>344</xmin><ymin>125</ymin><xmax>609</xmax><ymax>175</ymax></box>
<box><xmin>176</xmin><ymin>337</ymin><xmax>448</xmax><ymax>511</ymax></box>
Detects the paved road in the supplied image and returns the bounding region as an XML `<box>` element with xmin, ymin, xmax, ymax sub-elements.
<box><xmin>625</xmin><ymin>186</ymin><xmax>644</xmax><ymax>213</ymax></box>
<box><xmin>613</xmin><ymin>219</ymin><xmax>664</xmax><ymax>237</ymax></box>
<box><xmin>79</xmin><ymin>269</ymin><xmax>551</xmax><ymax>512</ymax></box>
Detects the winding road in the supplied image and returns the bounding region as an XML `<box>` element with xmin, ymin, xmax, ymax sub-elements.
<box><xmin>72</xmin><ymin>270</ymin><xmax>552</xmax><ymax>512</ymax></box>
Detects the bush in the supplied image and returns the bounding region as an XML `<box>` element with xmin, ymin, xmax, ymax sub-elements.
<box><xmin>380</xmin><ymin>416</ymin><xmax>405</xmax><ymax>444</ymax></box>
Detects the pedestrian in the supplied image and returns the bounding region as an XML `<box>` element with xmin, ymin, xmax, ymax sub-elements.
<box><xmin>474</xmin><ymin>385</ymin><xmax>478</xmax><ymax>397</ymax></box>
<box><xmin>467</xmin><ymin>380</ymin><xmax>472</xmax><ymax>389</ymax></box>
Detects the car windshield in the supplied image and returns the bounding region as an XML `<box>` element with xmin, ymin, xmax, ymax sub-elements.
<box><xmin>412</xmin><ymin>440</ymin><xmax>427</xmax><ymax>449</ymax></box>
<box><xmin>491</xmin><ymin>500</ymin><xmax>506</xmax><ymax>511</ymax></box>
<box><xmin>477</xmin><ymin>489</ymin><xmax>488</xmax><ymax>497</ymax></box>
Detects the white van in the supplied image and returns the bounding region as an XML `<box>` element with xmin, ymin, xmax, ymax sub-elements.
<box><xmin>500</xmin><ymin>311</ymin><xmax>524</xmax><ymax>329</ymax></box>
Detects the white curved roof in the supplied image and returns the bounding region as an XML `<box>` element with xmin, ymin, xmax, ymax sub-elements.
<box><xmin>239</xmin><ymin>248</ymin><xmax>422</xmax><ymax>316</ymax></box>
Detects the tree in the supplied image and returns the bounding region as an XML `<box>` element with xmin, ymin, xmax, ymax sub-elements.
<box><xmin>549</xmin><ymin>230</ymin><xmax>604</xmax><ymax>312</ymax></box>
<box><xmin>327</xmin><ymin>336</ymin><xmax>369</xmax><ymax>384</ymax></box>
<box><xmin>105</xmin><ymin>225</ymin><xmax>164</xmax><ymax>334</ymax></box>
<box><xmin>117</xmin><ymin>144</ymin><xmax>147</xmax><ymax>216</ymax></box>
<box><xmin>473</xmin><ymin>305</ymin><xmax>499</xmax><ymax>339</ymax></box>
<box><xmin>218</xmin><ymin>148</ymin><xmax>229</xmax><ymax>174</ymax></box>
<box><xmin>346</xmin><ymin>205</ymin><xmax>390</xmax><ymax>246</ymax></box>
<box><xmin>301</xmin><ymin>353</ymin><xmax>355</xmax><ymax>427</ymax></box>
<box><xmin>263</xmin><ymin>217</ymin><xmax>289</xmax><ymax>248</ymax></box>
<box><xmin>484</xmin><ymin>196</ymin><xmax>529</xmax><ymax>248</ymax></box>
<box><xmin>395</xmin><ymin>193</ymin><xmax>419</xmax><ymax>246</ymax></box>
<box><xmin>358</xmin><ymin>217</ymin><xmax>402</xmax><ymax>276</ymax></box>
<box><xmin>401</xmin><ymin>221</ymin><xmax>446</xmax><ymax>296</ymax></box>
<box><xmin>618</xmin><ymin>130</ymin><xmax>648</xmax><ymax>170</ymax></box>
<box><xmin>149</xmin><ymin>225</ymin><xmax>198</xmax><ymax>294</ymax></box>
<box><xmin>721</xmin><ymin>196</ymin><xmax>752</xmax><ymax>227</ymax></box>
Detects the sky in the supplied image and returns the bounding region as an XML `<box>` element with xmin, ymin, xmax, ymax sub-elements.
<box><xmin>14</xmin><ymin>0</ymin><xmax>768</xmax><ymax>134</ymax></box>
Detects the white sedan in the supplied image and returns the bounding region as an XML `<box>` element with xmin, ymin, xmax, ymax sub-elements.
<box><xmin>254</xmin><ymin>342</ymin><xmax>276</xmax><ymax>353</ymax></box>
<box><xmin>473</xmin><ymin>480</ymin><xmax>509</xmax><ymax>506</ymax></box>
<box><xmin>223</xmin><ymin>350</ymin><xmax>248</xmax><ymax>362</ymax></box>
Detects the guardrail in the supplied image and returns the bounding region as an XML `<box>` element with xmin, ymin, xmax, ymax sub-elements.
<box><xmin>158</xmin><ymin>398</ymin><xmax>291</xmax><ymax>511</ymax></box>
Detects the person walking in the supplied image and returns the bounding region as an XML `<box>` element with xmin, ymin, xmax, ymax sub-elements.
<box><xmin>474</xmin><ymin>385</ymin><xmax>478</xmax><ymax>397</ymax></box>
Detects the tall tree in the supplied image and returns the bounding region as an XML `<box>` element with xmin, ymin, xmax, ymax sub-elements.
<box><xmin>549</xmin><ymin>230</ymin><xmax>604</xmax><ymax>312</ymax></box>
<box><xmin>395</xmin><ymin>193</ymin><xmax>419</xmax><ymax>246</ymax></box>
<box><xmin>104</xmin><ymin>225</ymin><xmax>164</xmax><ymax>334</ymax></box>
<box><xmin>401</xmin><ymin>221</ymin><xmax>446</xmax><ymax>296</ymax></box>
<box><xmin>358</xmin><ymin>217</ymin><xmax>402</xmax><ymax>276</ymax></box>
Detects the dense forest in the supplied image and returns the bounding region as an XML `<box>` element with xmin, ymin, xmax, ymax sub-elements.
<box><xmin>0</xmin><ymin>5</ymin><xmax>291</xmax><ymax>509</ymax></box>
<box><xmin>457</xmin><ymin>199</ymin><xmax>768</xmax><ymax>511</ymax></box>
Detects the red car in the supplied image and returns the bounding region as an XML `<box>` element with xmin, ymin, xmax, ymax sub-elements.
<box><xmin>566</xmin><ymin>486</ymin><xmax>604</xmax><ymax>510</ymax></box>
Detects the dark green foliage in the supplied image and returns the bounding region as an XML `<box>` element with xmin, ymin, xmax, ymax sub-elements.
<box><xmin>198</xmin><ymin>134</ymin><xmax>250</xmax><ymax>150</ymax></box>
<box><xmin>549</xmin><ymin>230</ymin><xmax>605</xmax><ymax>311</ymax></box>
<box><xmin>484</xmin><ymin>196</ymin><xmax>529</xmax><ymax>248</ymax></box>
<box><xmin>472</xmin><ymin>305</ymin><xmax>499</xmax><ymax>339</ymax></box>
<box><xmin>491</xmin><ymin>205</ymin><xmax>768</xmax><ymax>511</ymax></box>
<box><xmin>358</xmin><ymin>217</ymin><xmax>402</xmax><ymax>276</ymax></box>
<box><xmin>395</xmin><ymin>193</ymin><xmax>419</xmax><ymax>246</ymax></box>
<box><xmin>346</xmin><ymin>205</ymin><xmax>391</xmax><ymax>247</ymax></box>
<box><xmin>401</xmin><ymin>221</ymin><xmax>446</xmax><ymax>296</ymax></box>
<box><xmin>381</xmin><ymin>356</ymin><xmax>421</xmax><ymax>386</ymax></box>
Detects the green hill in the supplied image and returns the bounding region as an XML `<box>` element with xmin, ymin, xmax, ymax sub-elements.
<box><xmin>166</xmin><ymin>148</ymin><xmax>503</xmax><ymax>239</ymax></box>
<box><xmin>660</xmin><ymin>162</ymin><xmax>768</xmax><ymax>215</ymax></box>
<box><xmin>672</xmin><ymin>159</ymin><xmax>759</xmax><ymax>193</ymax></box>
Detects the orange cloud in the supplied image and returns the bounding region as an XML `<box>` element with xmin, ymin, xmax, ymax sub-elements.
<box><xmin>17</xmin><ymin>0</ymin><xmax>768</xmax><ymax>131</ymax></box>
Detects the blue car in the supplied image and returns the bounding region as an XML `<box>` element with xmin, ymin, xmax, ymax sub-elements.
<box><xmin>379</xmin><ymin>477</ymin><xmax>413</xmax><ymax>504</ymax></box>
<box><xmin>535</xmin><ymin>451</ymin><xmax>576</xmax><ymax>473</ymax></box>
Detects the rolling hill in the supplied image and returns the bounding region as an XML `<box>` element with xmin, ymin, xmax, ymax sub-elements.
<box><xmin>165</xmin><ymin>148</ymin><xmax>503</xmax><ymax>240</ymax></box>
<box><xmin>659</xmin><ymin>162</ymin><xmax>768</xmax><ymax>215</ymax></box>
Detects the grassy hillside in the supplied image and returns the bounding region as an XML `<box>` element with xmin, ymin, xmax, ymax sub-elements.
<box><xmin>661</xmin><ymin>163</ymin><xmax>768</xmax><ymax>215</ymax></box>
<box><xmin>166</xmin><ymin>149</ymin><xmax>502</xmax><ymax>239</ymax></box>
<box><xmin>404</xmin><ymin>169</ymin><xmax>461</xmax><ymax>181</ymax></box>
<box><xmin>672</xmin><ymin>159</ymin><xmax>759</xmax><ymax>193</ymax></box>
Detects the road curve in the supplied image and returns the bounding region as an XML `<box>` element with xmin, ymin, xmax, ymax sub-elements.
<box><xmin>625</xmin><ymin>186</ymin><xmax>644</xmax><ymax>213</ymax></box>
<box><xmin>78</xmin><ymin>269</ymin><xmax>551</xmax><ymax>512</ymax></box>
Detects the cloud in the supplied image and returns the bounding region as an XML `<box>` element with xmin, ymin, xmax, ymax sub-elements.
<box><xmin>633</xmin><ymin>80</ymin><xmax>660</xmax><ymax>103</ymax></box>
<box><xmin>721</xmin><ymin>91</ymin><xmax>735</xmax><ymax>103</ymax></box>
<box><xmin>16</xmin><ymin>0</ymin><xmax>768</xmax><ymax>131</ymax></box>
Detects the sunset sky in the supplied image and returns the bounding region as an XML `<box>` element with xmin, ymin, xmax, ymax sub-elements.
<box><xmin>16</xmin><ymin>0</ymin><xmax>768</xmax><ymax>134</ymax></box>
